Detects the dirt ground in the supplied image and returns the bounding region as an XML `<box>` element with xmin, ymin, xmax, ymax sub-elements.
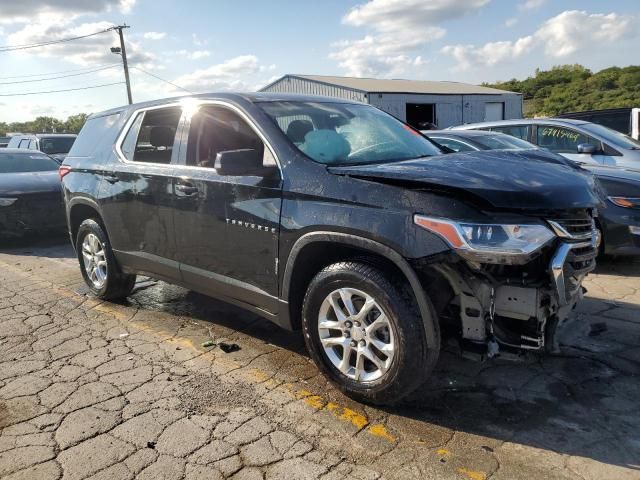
<box><xmin>0</xmin><ymin>237</ymin><xmax>639</xmax><ymax>479</ymax></box>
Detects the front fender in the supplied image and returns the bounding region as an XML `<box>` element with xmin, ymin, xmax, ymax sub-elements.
<box><xmin>282</xmin><ymin>231</ymin><xmax>441</xmax><ymax>363</ymax></box>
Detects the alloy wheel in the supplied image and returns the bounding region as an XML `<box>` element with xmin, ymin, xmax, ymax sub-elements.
<box><xmin>82</xmin><ymin>233</ymin><xmax>108</xmax><ymax>288</ymax></box>
<box><xmin>317</xmin><ymin>287</ymin><xmax>395</xmax><ymax>382</ymax></box>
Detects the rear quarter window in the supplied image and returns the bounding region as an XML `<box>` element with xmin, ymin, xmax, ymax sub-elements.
<box><xmin>0</xmin><ymin>153</ymin><xmax>58</xmax><ymax>173</ymax></box>
<box><xmin>68</xmin><ymin>112</ymin><xmax>122</xmax><ymax>158</ymax></box>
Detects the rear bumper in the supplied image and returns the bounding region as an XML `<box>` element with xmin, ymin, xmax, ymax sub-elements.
<box><xmin>0</xmin><ymin>199</ymin><xmax>66</xmax><ymax>238</ymax></box>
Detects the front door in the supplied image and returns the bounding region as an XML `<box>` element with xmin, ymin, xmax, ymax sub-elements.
<box><xmin>101</xmin><ymin>105</ymin><xmax>184</xmax><ymax>280</ymax></box>
<box><xmin>172</xmin><ymin>104</ymin><xmax>282</xmax><ymax>313</ymax></box>
<box><xmin>535</xmin><ymin>125</ymin><xmax>617</xmax><ymax>166</ymax></box>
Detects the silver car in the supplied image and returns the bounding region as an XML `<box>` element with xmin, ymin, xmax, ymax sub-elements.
<box><xmin>452</xmin><ymin>118</ymin><xmax>640</xmax><ymax>168</ymax></box>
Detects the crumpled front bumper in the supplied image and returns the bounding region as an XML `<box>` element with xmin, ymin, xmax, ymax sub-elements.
<box><xmin>430</xmin><ymin>232</ymin><xmax>598</xmax><ymax>355</ymax></box>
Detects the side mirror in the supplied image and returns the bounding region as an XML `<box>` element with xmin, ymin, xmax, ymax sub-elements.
<box><xmin>577</xmin><ymin>143</ymin><xmax>597</xmax><ymax>154</ymax></box>
<box><xmin>214</xmin><ymin>149</ymin><xmax>274</xmax><ymax>176</ymax></box>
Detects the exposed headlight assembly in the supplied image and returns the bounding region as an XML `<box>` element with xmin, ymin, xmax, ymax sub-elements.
<box><xmin>608</xmin><ymin>196</ymin><xmax>640</xmax><ymax>209</ymax></box>
<box><xmin>0</xmin><ymin>198</ymin><xmax>18</xmax><ymax>207</ymax></box>
<box><xmin>414</xmin><ymin>215</ymin><xmax>555</xmax><ymax>264</ymax></box>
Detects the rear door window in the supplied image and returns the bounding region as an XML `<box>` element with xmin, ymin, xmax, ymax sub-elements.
<box><xmin>537</xmin><ymin>126</ymin><xmax>599</xmax><ymax>154</ymax></box>
<box><xmin>40</xmin><ymin>137</ymin><xmax>75</xmax><ymax>154</ymax></box>
<box><xmin>0</xmin><ymin>153</ymin><xmax>59</xmax><ymax>172</ymax></box>
<box><xmin>18</xmin><ymin>139</ymin><xmax>30</xmax><ymax>149</ymax></box>
<box><xmin>490</xmin><ymin>125</ymin><xmax>530</xmax><ymax>140</ymax></box>
<box><xmin>121</xmin><ymin>106</ymin><xmax>182</xmax><ymax>164</ymax></box>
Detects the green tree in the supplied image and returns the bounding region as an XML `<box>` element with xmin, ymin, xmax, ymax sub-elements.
<box><xmin>64</xmin><ymin>113</ymin><xmax>89</xmax><ymax>134</ymax></box>
<box><xmin>483</xmin><ymin>64</ymin><xmax>639</xmax><ymax>117</ymax></box>
<box><xmin>0</xmin><ymin>113</ymin><xmax>90</xmax><ymax>136</ymax></box>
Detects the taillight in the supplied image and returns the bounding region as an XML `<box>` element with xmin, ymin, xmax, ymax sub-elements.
<box><xmin>58</xmin><ymin>166</ymin><xmax>71</xmax><ymax>181</ymax></box>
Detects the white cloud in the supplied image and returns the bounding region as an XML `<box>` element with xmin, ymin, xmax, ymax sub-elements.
<box><xmin>505</xmin><ymin>17</ymin><xmax>518</xmax><ymax>28</ymax></box>
<box><xmin>172</xmin><ymin>55</ymin><xmax>261</xmax><ymax>92</ymax></box>
<box><xmin>331</xmin><ymin>0</ymin><xmax>489</xmax><ymax>77</ymax></box>
<box><xmin>192</xmin><ymin>33</ymin><xmax>207</xmax><ymax>47</ymax></box>
<box><xmin>6</xmin><ymin>20</ymin><xmax>156</xmax><ymax>68</ymax></box>
<box><xmin>143</xmin><ymin>31</ymin><xmax>166</xmax><ymax>40</ymax></box>
<box><xmin>189</xmin><ymin>50</ymin><xmax>211</xmax><ymax>60</ymax></box>
<box><xmin>0</xmin><ymin>0</ymin><xmax>135</xmax><ymax>24</ymax></box>
<box><xmin>520</xmin><ymin>0</ymin><xmax>545</xmax><ymax>10</ymax></box>
<box><xmin>537</xmin><ymin>10</ymin><xmax>632</xmax><ymax>57</ymax></box>
<box><xmin>175</xmin><ymin>49</ymin><xmax>212</xmax><ymax>60</ymax></box>
<box><xmin>443</xmin><ymin>10</ymin><xmax>635</xmax><ymax>70</ymax></box>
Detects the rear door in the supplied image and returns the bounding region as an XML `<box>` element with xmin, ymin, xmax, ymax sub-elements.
<box><xmin>102</xmin><ymin>104</ymin><xmax>185</xmax><ymax>280</ymax></box>
<box><xmin>172</xmin><ymin>103</ymin><xmax>283</xmax><ymax>313</ymax></box>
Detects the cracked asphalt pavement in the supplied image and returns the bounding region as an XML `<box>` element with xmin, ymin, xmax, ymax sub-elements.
<box><xmin>0</xmin><ymin>238</ymin><xmax>639</xmax><ymax>480</ymax></box>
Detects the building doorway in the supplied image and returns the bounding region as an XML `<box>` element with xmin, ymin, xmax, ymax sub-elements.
<box><xmin>484</xmin><ymin>102</ymin><xmax>505</xmax><ymax>121</ymax></box>
<box><xmin>406</xmin><ymin>103</ymin><xmax>436</xmax><ymax>129</ymax></box>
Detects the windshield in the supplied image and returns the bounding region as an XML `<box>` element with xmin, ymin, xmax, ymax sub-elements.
<box><xmin>0</xmin><ymin>152</ymin><xmax>59</xmax><ymax>173</ymax></box>
<box><xmin>473</xmin><ymin>134</ymin><xmax>537</xmax><ymax>150</ymax></box>
<box><xmin>258</xmin><ymin>101</ymin><xmax>442</xmax><ymax>165</ymax></box>
<box><xmin>40</xmin><ymin>136</ymin><xmax>76</xmax><ymax>155</ymax></box>
<box><xmin>580</xmin><ymin>123</ymin><xmax>640</xmax><ymax>150</ymax></box>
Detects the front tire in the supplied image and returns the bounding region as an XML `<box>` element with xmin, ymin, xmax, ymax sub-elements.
<box><xmin>301</xmin><ymin>261</ymin><xmax>437</xmax><ymax>405</ymax></box>
<box><xmin>76</xmin><ymin>219</ymin><xmax>136</xmax><ymax>300</ymax></box>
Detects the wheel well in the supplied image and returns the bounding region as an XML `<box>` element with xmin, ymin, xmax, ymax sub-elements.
<box><xmin>69</xmin><ymin>204</ymin><xmax>103</xmax><ymax>244</ymax></box>
<box><xmin>286</xmin><ymin>242</ymin><xmax>410</xmax><ymax>330</ymax></box>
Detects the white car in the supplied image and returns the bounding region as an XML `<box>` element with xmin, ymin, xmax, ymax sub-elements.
<box><xmin>452</xmin><ymin>118</ymin><xmax>640</xmax><ymax>169</ymax></box>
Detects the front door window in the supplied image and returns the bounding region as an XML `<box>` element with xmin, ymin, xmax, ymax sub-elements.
<box><xmin>537</xmin><ymin>126</ymin><xmax>599</xmax><ymax>154</ymax></box>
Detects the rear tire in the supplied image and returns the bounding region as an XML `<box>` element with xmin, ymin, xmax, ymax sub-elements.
<box><xmin>301</xmin><ymin>261</ymin><xmax>437</xmax><ymax>405</ymax></box>
<box><xmin>76</xmin><ymin>219</ymin><xmax>136</xmax><ymax>300</ymax></box>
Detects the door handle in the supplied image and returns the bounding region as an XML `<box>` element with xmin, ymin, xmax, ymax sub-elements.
<box><xmin>175</xmin><ymin>183</ymin><xmax>199</xmax><ymax>195</ymax></box>
<box><xmin>104</xmin><ymin>173</ymin><xmax>119</xmax><ymax>184</ymax></box>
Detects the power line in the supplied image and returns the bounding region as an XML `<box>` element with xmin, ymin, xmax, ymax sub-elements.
<box><xmin>131</xmin><ymin>66</ymin><xmax>192</xmax><ymax>94</ymax></box>
<box><xmin>0</xmin><ymin>63</ymin><xmax>120</xmax><ymax>80</ymax></box>
<box><xmin>0</xmin><ymin>65</ymin><xmax>120</xmax><ymax>85</ymax></box>
<box><xmin>0</xmin><ymin>82</ymin><xmax>124</xmax><ymax>97</ymax></box>
<box><xmin>0</xmin><ymin>28</ymin><xmax>114</xmax><ymax>53</ymax></box>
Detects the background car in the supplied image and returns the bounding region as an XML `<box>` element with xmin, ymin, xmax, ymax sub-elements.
<box><xmin>0</xmin><ymin>136</ymin><xmax>11</xmax><ymax>148</ymax></box>
<box><xmin>6</xmin><ymin>133</ymin><xmax>77</xmax><ymax>163</ymax></box>
<box><xmin>423</xmin><ymin>129</ymin><xmax>540</xmax><ymax>153</ymax></box>
<box><xmin>0</xmin><ymin>149</ymin><xmax>66</xmax><ymax>239</ymax></box>
<box><xmin>451</xmin><ymin>118</ymin><xmax>640</xmax><ymax>168</ymax></box>
<box><xmin>423</xmin><ymin>129</ymin><xmax>640</xmax><ymax>256</ymax></box>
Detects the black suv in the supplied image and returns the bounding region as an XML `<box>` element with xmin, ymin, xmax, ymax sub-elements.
<box><xmin>61</xmin><ymin>93</ymin><xmax>600</xmax><ymax>404</ymax></box>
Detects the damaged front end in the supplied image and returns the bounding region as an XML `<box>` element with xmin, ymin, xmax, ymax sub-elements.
<box><xmin>414</xmin><ymin>210</ymin><xmax>598</xmax><ymax>357</ymax></box>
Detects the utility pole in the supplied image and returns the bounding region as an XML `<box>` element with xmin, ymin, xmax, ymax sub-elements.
<box><xmin>112</xmin><ymin>25</ymin><xmax>132</xmax><ymax>104</ymax></box>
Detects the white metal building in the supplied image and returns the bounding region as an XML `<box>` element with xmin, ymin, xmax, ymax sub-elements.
<box><xmin>260</xmin><ymin>74</ymin><xmax>523</xmax><ymax>129</ymax></box>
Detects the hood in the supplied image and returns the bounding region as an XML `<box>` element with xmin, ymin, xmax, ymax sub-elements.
<box><xmin>0</xmin><ymin>171</ymin><xmax>61</xmax><ymax>196</ymax></box>
<box><xmin>329</xmin><ymin>149</ymin><xmax>599</xmax><ymax>211</ymax></box>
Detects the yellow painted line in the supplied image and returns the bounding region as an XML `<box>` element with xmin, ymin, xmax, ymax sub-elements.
<box><xmin>367</xmin><ymin>424</ymin><xmax>397</xmax><ymax>442</ymax></box>
<box><xmin>326</xmin><ymin>402</ymin><xmax>369</xmax><ymax>430</ymax></box>
<box><xmin>1</xmin><ymin>259</ymin><xmax>400</xmax><ymax>444</ymax></box>
<box><xmin>92</xmin><ymin>302</ymin><xmax>133</xmax><ymax>322</ymax></box>
<box><xmin>295</xmin><ymin>390</ymin><xmax>327</xmax><ymax>410</ymax></box>
<box><xmin>437</xmin><ymin>448</ymin><xmax>452</xmax><ymax>456</ymax></box>
<box><xmin>457</xmin><ymin>467</ymin><xmax>487</xmax><ymax>480</ymax></box>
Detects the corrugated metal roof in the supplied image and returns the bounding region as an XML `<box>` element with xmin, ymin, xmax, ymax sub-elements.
<box><xmin>276</xmin><ymin>75</ymin><xmax>519</xmax><ymax>95</ymax></box>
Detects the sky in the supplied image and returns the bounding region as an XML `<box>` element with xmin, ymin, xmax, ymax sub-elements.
<box><xmin>0</xmin><ymin>0</ymin><xmax>637</xmax><ymax>122</ymax></box>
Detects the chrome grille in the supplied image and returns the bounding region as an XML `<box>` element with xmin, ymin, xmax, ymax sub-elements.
<box><xmin>547</xmin><ymin>215</ymin><xmax>598</xmax><ymax>305</ymax></box>
<box><xmin>547</xmin><ymin>218</ymin><xmax>595</xmax><ymax>241</ymax></box>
